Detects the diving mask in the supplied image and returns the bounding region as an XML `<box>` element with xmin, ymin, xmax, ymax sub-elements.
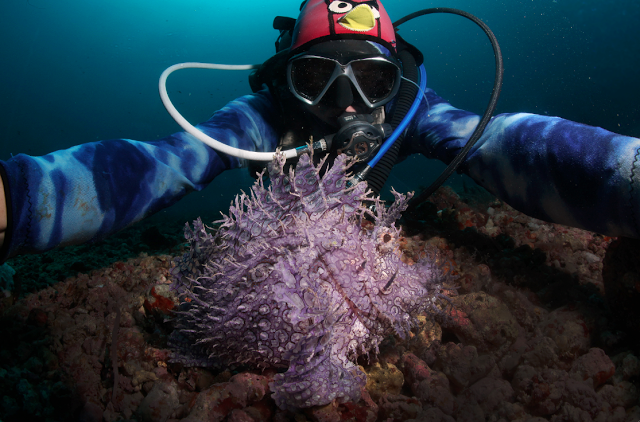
<box><xmin>287</xmin><ymin>54</ymin><xmax>401</xmax><ymax>108</ymax></box>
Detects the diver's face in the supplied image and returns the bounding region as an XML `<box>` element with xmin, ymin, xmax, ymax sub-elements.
<box><xmin>301</xmin><ymin>76</ymin><xmax>374</xmax><ymax>128</ymax></box>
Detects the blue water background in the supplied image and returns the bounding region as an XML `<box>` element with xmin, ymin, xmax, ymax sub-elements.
<box><xmin>0</xmin><ymin>0</ymin><xmax>639</xmax><ymax>221</ymax></box>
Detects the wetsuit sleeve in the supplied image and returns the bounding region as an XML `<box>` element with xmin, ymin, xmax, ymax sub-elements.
<box><xmin>404</xmin><ymin>88</ymin><xmax>640</xmax><ymax>239</ymax></box>
<box><xmin>0</xmin><ymin>89</ymin><xmax>281</xmax><ymax>261</ymax></box>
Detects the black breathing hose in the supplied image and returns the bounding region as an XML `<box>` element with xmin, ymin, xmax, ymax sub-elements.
<box><xmin>365</xmin><ymin>49</ymin><xmax>420</xmax><ymax>195</ymax></box>
<box><xmin>393</xmin><ymin>8</ymin><xmax>504</xmax><ymax>212</ymax></box>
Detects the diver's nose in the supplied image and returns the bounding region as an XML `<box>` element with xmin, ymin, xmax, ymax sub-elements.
<box><xmin>333</xmin><ymin>76</ymin><xmax>354</xmax><ymax>109</ymax></box>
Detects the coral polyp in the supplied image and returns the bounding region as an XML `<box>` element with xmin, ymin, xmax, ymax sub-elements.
<box><xmin>169</xmin><ymin>152</ymin><xmax>447</xmax><ymax>410</ymax></box>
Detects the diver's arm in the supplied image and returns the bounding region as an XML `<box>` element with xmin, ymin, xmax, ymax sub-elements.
<box><xmin>0</xmin><ymin>89</ymin><xmax>280</xmax><ymax>262</ymax></box>
<box><xmin>405</xmin><ymin>88</ymin><xmax>640</xmax><ymax>238</ymax></box>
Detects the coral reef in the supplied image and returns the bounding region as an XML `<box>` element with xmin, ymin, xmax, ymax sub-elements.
<box><xmin>6</xmin><ymin>218</ymin><xmax>184</xmax><ymax>298</ymax></box>
<box><xmin>1</xmin><ymin>174</ymin><xmax>639</xmax><ymax>421</ymax></box>
<box><xmin>170</xmin><ymin>152</ymin><xmax>449</xmax><ymax>410</ymax></box>
<box><xmin>0</xmin><ymin>263</ymin><xmax>15</xmax><ymax>292</ymax></box>
<box><xmin>0</xmin><ymin>263</ymin><xmax>15</xmax><ymax>312</ymax></box>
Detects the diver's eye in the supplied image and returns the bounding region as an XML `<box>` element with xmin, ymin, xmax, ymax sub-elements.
<box><xmin>329</xmin><ymin>1</ymin><xmax>353</xmax><ymax>14</ymax></box>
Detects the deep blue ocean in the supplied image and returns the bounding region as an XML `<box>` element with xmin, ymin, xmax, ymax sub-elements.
<box><xmin>1</xmin><ymin>0</ymin><xmax>639</xmax><ymax>221</ymax></box>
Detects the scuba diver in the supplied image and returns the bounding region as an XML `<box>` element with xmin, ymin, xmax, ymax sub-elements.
<box><xmin>1</xmin><ymin>0</ymin><xmax>640</xmax><ymax>263</ymax></box>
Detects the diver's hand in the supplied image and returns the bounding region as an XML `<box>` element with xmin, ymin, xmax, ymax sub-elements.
<box><xmin>0</xmin><ymin>173</ymin><xmax>5</xmax><ymax>249</ymax></box>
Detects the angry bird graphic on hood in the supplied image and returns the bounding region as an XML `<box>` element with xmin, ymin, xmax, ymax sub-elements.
<box><xmin>290</xmin><ymin>0</ymin><xmax>397</xmax><ymax>54</ymax></box>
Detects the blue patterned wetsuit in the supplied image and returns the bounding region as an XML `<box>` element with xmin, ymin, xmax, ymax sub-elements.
<box><xmin>1</xmin><ymin>87</ymin><xmax>639</xmax><ymax>262</ymax></box>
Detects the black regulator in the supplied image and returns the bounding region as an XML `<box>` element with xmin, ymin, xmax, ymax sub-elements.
<box><xmin>328</xmin><ymin>113</ymin><xmax>392</xmax><ymax>162</ymax></box>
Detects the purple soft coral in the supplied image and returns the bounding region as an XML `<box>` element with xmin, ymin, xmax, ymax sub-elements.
<box><xmin>170</xmin><ymin>152</ymin><xmax>447</xmax><ymax>410</ymax></box>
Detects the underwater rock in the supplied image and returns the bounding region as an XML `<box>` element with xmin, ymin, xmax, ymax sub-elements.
<box><xmin>135</xmin><ymin>379</ymin><xmax>179</xmax><ymax>422</ymax></box>
<box><xmin>364</xmin><ymin>362</ymin><xmax>404</xmax><ymax>401</ymax></box>
<box><xmin>448</xmin><ymin>291</ymin><xmax>520</xmax><ymax>356</ymax></box>
<box><xmin>602</xmin><ymin>236</ymin><xmax>640</xmax><ymax>333</ymax></box>
<box><xmin>400</xmin><ymin>352</ymin><xmax>455</xmax><ymax>415</ymax></box>
<box><xmin>180</xmin><ymin>373</ymin><xmax>272</xmax><ymax>422</ymax></box>
<box><xmin>433</xmin><ymin>343</ymin><xmax>497</xmax><ymax>393</ymax></box>
<box><xmin>170</xmin><ymin>152</ymin><xmax>448</xmax><ymax>410</ymax></box>
<box><xmin>376</xmin><ymin>394</ymin><xmax>422</xmax><ymax>421</ymax></box>
<box><xmin>465</xmin><ymin>376</ymin><xmax>514</xmax><ymax>415</ymax></box>
<box><xmin>538</xmin><ymin>307</ymin><xmax>591</xmax><ymax>362</ymax></box>
<box><xmin>569</xmin><ymin>347</ymin><xmax>615</xmax><ymax>388</ymax></box>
